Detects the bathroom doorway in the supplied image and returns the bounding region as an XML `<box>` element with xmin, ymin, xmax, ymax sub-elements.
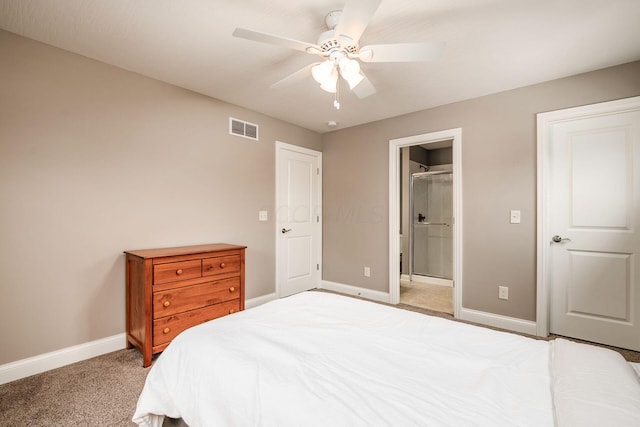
<box><xmin>391</xmin><ymin>131</ymin><xmax>461</xmax><ymax>316</ymax></box>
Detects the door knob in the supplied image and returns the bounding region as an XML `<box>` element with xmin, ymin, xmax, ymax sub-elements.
<box><xmin>281</xmin><ymin>228</ymin><xmax>292</xmax><ymax>234</ymax></box>
<box><xmin>552</xmin><ymin>235</ymin><xmax>571</xmax><ymax>243</ymax></box>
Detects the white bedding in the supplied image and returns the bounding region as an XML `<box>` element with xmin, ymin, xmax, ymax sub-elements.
<box><xmin>133</xmin><ymin>291</ymin><xmax>640</xmax><ymax>427</ymax></box>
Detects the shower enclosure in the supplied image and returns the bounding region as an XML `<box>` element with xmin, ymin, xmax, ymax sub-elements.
<box><xmin>410</xmin><ymin>170</ymin><xmax>453</xmax><ymax>281</ymax></box>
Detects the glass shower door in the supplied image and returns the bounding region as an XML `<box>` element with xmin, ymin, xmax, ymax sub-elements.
<box><xmin>411</xmin><ymin>172</ymin><xmax>453</xmax><ymax>279</ymax></box>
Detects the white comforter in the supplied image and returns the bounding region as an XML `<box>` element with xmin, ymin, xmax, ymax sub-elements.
<box><xmin>133</xmin><ymin>292</ymin><xmax>640</xmax><ymax>427</ymax></box>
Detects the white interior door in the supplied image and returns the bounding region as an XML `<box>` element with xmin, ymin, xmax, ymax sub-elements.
<box><xmin>542</xmin><ymin>98</ymin><xmax>640</xmax><ymax>351</ymax></box>
<box><xmin>276</xmin><ymin>142</ymin><xmax>321</xmax><ymax>297</ymax></box>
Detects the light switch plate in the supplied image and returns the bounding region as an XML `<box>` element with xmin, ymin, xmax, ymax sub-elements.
<box><xmin>258</xmin><ymin>210</ymin><xmax>268</xmax><ymax>221</ymax></box>
<box><xmin>510</xmin><ymin>210</ymin><xmax>521</xmax><ymax>224</ymax></box>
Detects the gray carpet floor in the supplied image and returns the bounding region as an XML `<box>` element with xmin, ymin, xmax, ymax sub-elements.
<box><xmin>0</xmin><ymin>347</ymin><xmax>148</xmax><ymax>426</ymax></box>
<box><xmin>1</xmin><ymin>293</ymin><xmax>639</xmax><ymax>426</ymax></box>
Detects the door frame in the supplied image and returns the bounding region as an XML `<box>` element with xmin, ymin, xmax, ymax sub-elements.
<box><xmin>275</xmin><ymin>141</ymin><xmax>322</xmax><ymax>298</ymax></box>
<box><xmin>388</xmin><ymin>128</ymin><xmax>462</xmax><ymax>318</ymax></box>
<box><xmin>536</xmin><ymin>96</ymin><xmax>640</xmax><ymax>337</ymax></box>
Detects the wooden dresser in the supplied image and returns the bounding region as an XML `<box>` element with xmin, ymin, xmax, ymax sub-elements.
<box><xmin>125</xmin><ymin>243</ymin><xmax>246</xmax><ymax>367</ymax></box>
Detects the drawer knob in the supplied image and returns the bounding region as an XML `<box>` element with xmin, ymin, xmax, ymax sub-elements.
<box><xmin>163</xmin><ymin>327</ymin><xmax>170</xmax><ymax>334</ymax></box>
<box><xmin>220</xmin><ymin>262</ymin><xmax>226</xmax><ymax>268</ymax></box>
<box><xmin>163</xmin><ymin>300</ymin><xmax>171</xmax><ymax>307</ymax></box>
<box><xmin>229</xmin><ymin>287</ymin><xmax>235</xmax><ymax>292</ymax></box>
<box><xmin>176</xmin><ymin>269</ymin><xmax>183</xmax><ymax>275</ymax></box>
<box><xmin>229</xmin><ymin>309</ymin><xmax>235</xmax><ymax>314</ymax></box>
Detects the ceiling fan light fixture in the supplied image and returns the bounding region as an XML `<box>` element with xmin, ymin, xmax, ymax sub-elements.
<box><xmin>311</xmin><ymin>60</ymin><xmax>335</xmax><ymax>85</ymax></box>
<box><xmin>319</xmin><ymin>67</ymin><xmax>339</xmax><ymax>93</ymax></box>
<box><xmin>338</xmin><ymin>57</ymin><xmax>360</xmax><ymax>77</ymax></box>
<box><xmin>338</xmin><ymin>57</ymin><xmax>364</xmax><ymax>89</ymax></box>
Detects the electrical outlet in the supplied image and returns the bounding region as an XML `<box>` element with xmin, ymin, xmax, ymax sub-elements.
<box><xmin>364</xmin><ymin>267</ymin><xmax>370</xmax><ymax>277</ymax></box>
<box><xmin>498</xmin><ymin>286</ymin><xmax>509</xmax><ymax>300</ymax></box>
<box><xmin>258</xmin><ymin>210</ymin><xmax>268</xmax><ymax>221</ymax></box>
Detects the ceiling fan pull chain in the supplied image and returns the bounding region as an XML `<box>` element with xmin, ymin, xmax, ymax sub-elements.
<box><xmin>334</xmin><ymin>80</ymin><xmax>341</xmax><ymax>110</ymax></box>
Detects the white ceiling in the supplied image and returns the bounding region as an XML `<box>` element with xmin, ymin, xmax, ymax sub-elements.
<box><xmin>1</xmin><ymin>0</ymin><xmax>639</xmax><ymax>133</ymax></box>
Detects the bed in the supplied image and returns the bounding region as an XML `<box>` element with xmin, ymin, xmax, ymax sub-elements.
<box><xmin>133</xmin><ymin>291</ymin><xmax>640</xmax><ymax>426</ymax></box>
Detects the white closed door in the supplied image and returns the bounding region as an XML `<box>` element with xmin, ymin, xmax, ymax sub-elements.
<box><xmin>276</xmin><ymin>142</ymin><xmax>321</xmax><ymax>297</ymax></box>
<box><xmin>546</xmin><ymin>100</ymin><xmax>640</xmax><ymax>351</ymax></box>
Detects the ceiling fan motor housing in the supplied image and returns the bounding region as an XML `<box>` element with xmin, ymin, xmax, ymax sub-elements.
<box><xmin>318</xmin><ymin>11</ymin><xmax>358</xmax><ymax>55</ymax></box>
<box><xmin>317</xmin><ymin>30</ymin><xmax>357</xmax><ymax>54</ymax></box>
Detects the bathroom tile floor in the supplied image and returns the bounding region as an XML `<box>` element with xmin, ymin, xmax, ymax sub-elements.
<box><xmin>400</xmin><ymin>279</ymin><xmax>453</xmax><ymax>315</ymax></box>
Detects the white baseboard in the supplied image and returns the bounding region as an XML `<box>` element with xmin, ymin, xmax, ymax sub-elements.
<box><xmin>0</xmin><ymin>295</ymin><xmax>278</xmax><ymax>386</ymax></box>
<box><xmin>245</xmin><ymin>292</ymin><xmax>278</xmax><ymax>309</ymax></box>
<box><xmin>458</xmin><ymin>307</ymin><xmax>538</xmax><ymax>336</ymax></box>
<box><xmin>0</xmin><ymin>333</ymin><xmax>126</xmax><ymax>385</ymax></box>
<box><xmin>400</xmin><ymin>274</ymin><xmax>411</xmax><ymax>281</ymax></box>
<box><xmin>320</xmin><ymin>280</ymin><xmax>391</xmax><ymax>303</ymax></box>
<box><xmin>410</xmin><ymin>275</ymin><xmax>453</xmax><ymax>287</ymax></box>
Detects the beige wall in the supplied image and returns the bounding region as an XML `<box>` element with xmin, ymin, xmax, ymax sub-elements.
<box><xmin>0</xmin><ymin>30</ymin><xmax>321</xmax><ymax>365</ymax></box>
<box><xmin>2</xmin><ymin>26</ymin><xmax>639</xmax><ymax>366</ymax></box>
<box><xmin>323</xmin><ymin>60</ymin><xmax>640</xmax><ymax>321</ymax></box>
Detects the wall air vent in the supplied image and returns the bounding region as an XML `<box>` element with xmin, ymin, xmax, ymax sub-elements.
<box><xmin>229</xmin><ymin>117</ymin><xmax>259</xmax><ymax>141</ymax></box>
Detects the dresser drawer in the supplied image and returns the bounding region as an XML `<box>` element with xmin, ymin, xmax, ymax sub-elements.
<box><xmin>153</xmin><ymin>299</ymin><xmax>240</xmax><ymax>346</ymax></box>
<box><xmin>202</xmin><ymin>254</ymin><xmax>241</xmax><ymax>277</ymax></box>
<box><xmin>154</xmin><ymin>259</ymin><xmax>202</xmax><ymax>285</ymax></box>
<box><xmin>153</xmin><ymin>277</ymin><xmax>241</xmax><ymax>318</ymax></box>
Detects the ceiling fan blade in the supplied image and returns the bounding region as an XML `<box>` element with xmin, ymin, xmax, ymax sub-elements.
<box><xmin>270</xmin><ymin>63</ymin><xmax>320</xmax><ymax>89</ymax></box>
<box><xmin>352</xmin><ymin>73</ymin><xmax>376</xmax><ymax>99</ymax></box>
<box><xmin>334</xmin><ymin>0</ymin><xmax>382</xmax><ymax>44</ymax></box>
<box><xmin>233</xmin><ymin>28</ymin><xmax>321</xmax><ymax>54</ymax></box>
<box><xmin>359</xmin><ymin>41</ymin><xmax>445</xmax><ymax>63</ymax></box>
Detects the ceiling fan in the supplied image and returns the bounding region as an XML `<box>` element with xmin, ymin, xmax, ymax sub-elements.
<box><xmin>232</xmin><ymin>0</ymin><xmax>443</xmax><ymax>109</ymax></box>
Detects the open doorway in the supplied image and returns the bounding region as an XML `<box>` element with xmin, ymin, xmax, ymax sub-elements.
<box><xmin>388</xmin><ymin>129</ymin><xmax>462</xmax><ymax>318</ymax></box>
<box><xmin>401</xmin><ymin>142</ymin><xmax>453</xmax><ymax>314</ymax></box>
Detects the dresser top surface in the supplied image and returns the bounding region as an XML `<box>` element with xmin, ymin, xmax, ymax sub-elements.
<box><xmin>124</xmin><ymin>243</ymin><xmax>246</xmax><ymax>259</ymax></box>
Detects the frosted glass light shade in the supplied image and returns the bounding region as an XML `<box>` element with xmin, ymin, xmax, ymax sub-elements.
<box><xmin>312</xmin><ymin>57</ymin><xmax>363</xmax><ymax>93</ymax></box>
<box><xmin>338</xmin><ymin>58</ymin><xmax>364</xmax><ymax>89</ymax></box>
<box><xmin>320</xmin><ymin>68</ymin><xmax>338</xmax><ymax>93</ymax></box>
<box><xmin>338</xmin><ymin>58</ymin><xmax>360</xmax><ymax>78</ymax></box>
<box><xmin>311</xmin><ymin>61</ymin><xmax>335</xmax><ymax>85</ymax></box>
